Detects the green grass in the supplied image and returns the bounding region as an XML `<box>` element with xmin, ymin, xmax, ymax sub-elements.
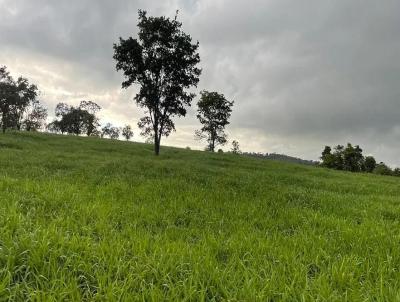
<box><xmin>1</xmin><ymin>132</ymin><xmax>400</xmax><ymax>301</ymax></box>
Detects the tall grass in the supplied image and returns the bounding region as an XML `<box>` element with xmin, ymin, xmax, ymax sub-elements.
<box><xmin>1</xmin><ymin>132</ymin><xmax>400</xmax><ymax>301</ymax></box>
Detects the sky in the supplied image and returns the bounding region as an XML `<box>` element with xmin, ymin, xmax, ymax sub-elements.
<box><xmin>1</xmin><ymin>0</ymin><xmax>400</xmax><ymax>165</ymax></box>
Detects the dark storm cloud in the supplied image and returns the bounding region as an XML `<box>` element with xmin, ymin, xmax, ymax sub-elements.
<box><xmin>1</xmin><ymin>0</ymin><xmax>399</xmax><ymax>164</ymax></box>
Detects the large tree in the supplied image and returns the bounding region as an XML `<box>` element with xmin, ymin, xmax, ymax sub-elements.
<box><xmin>195</xmin><ymin>91</ymin><xmax>234</xmax><ymax>152</ymax></box>
<box><xmin>113</xmin><ymin>10</ymin><xmax>201</xmax><ymax>155</ymax></box>
<box><xmin>0</xmin><ymin>66</ymin><xmax>39</xmax><ymax>133</ymax></box>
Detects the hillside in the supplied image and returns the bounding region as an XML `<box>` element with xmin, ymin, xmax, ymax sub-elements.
<box><xmin>1</xmin><ymin>132</ymin><xmax>400</xmax><ymax>301</ymax></box>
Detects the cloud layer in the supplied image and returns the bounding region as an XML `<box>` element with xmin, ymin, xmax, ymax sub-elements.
<box><xmin>1</xmin><ymin>0</ymin><xmax>399</xmax><ymax>165</ymax></box>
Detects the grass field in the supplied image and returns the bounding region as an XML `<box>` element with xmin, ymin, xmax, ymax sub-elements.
<box><xmin>1</xmin><ymin>132</ymin><xmax>400</xmax><ymax>301</ymax></box>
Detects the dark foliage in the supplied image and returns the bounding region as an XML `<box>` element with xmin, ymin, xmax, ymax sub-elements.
<box><xmin>364</xmin><ymin>156</ymin><xmax>377</xmax><ymax>173</ymax></box>
<box><xmin>195</xmin><ymin>91</ymin><xmax>233</xmax><ymax>152</ymax></box>
<box><xmin>373</xmin><ymin>162</ymin><xmax>393</xmax><ymax>176</ymax></box>
<box><xmin>101</xmin><ymin>123</ymin><xmax>120</xmax><ymax>140</ymax></box>
<box><xmin>113</xmin><ymin>10</ymin><xmax>201</xmax><ymax>155</ymax></box>
<box><xmin>0</xmin><ymin>66</ymin><xmax>47</xmax><ymax>133</ymax></box>
<box><xmin>321</xmin><ymin>143</ymin><xmax>364</xmax><ymax>172</ymax></box>
<box><xmin>321</xmin><ymin>143</ymin><xmax>399</xmax><ymax>177</ymax></box>
<box><xmin>231</xmin><ymin>140</ymin><xmax>241</xmax><ymax>154</ymax></box>
<box><xmin>48</xmin><ymin>101</ymin><xmax>101</xmax><ymax>136</ymax></box>
<box><xmin>122</xmin><ymin>125</ymin><xmax>134</xmax><ymax>141</ymax></box>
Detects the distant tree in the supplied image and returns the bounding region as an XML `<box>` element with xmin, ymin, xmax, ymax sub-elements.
<box><xmin>101</xmin><ymin>123</ymin><xmax>113</xmax><ymax>138</ymax></box>
<box><xmin>321</xmin><ymin>146</ymin><xmax>336</xmax><ymax>168</ymax></box>
<box><xmin>79</xmin><ymin>101</ymin><xmax>101</xmax><ymax>136</ymax></box>
<box><xmin>343</xmin><ymin>143</ymin><xmax>364</xmax><ymax>172</ymax></box>
<box><xmin>113</xmin><ymin>10</ymin><xmax>201</xmax><ymax>155</ymax></box>
<box><xmin>231</xmin><ymin>140</ymin><xmax>241</xmax><ymax>154</ymax></box>
<box><xmin>90</xmin><ymin>128</ymin><xmax>102</xmax><ymax>138</ymax></box>
<box><xmin>374</xmin><ymin>162</ymin><xmax>393</xmax><ymax>176</ymax></box>
<box><xmin>393</xmin><ymin>168</ymin><xmax>400</xmax><ymax>177</ymax></box>
<box><xmin>321</xmin><ymin>144</ymin><xmax>365</xmax><ymax>172</ymax></box>
<box><xmin>332</xmin><ymin>145</ymin><xmax>345</xmax><ymax>170</ymax></box>
<box><xmin>195</xmin><ymin>91</ymin><xmax>233</xmax><ymax>152</ymax></box>
<box><xmin>0</xmin><ymin>66</ymin><xmax>40</xmax><ymax>133</ymax></box>
<box><xmin>109</xmin><ymin>127</ymin><xmax>120</xmax><ymax>140</ymax></box>
<box><xmin>22</xmin><ymin>101</ymin><xmax>48</xmax><ymax>131</ymax></box>
<box><xmin>122</xmin><ymin>125</ymin><xmax>134</xmax><ymax>141</ymax></box>
<box><xmin>65</xmin><ymin>107</ymin><xmax>84</xmax><ymax>135</ymax></box>
<box><xmin>364</xmin><ymin>156</ymin><xmax>377</xmax><ymax>173</ymax></box>
<box><xmin>320</xmin><ymin>143</ymin><xmax>399</xmax><ymax>177</ymax></box>
<box><xmin>101</xmin><ymin>123</ymin><xmax>120</xmax><ymax>139</ymax></box>
<box><xmin>48</xmin><ymin>101</ymin><xmax>101</xmax><ymax>136</ymax></box>
<box><xmin>51</xmin><ymin>103</ymin><xmax>70</xmax><ymax>134</ymax></box>
<box><xmin>321</xmin><ymin>146</ymin><xmax>331</xmax><ymax>158</ymax></box>
<box><xmin>217</xmin><ymin>149</ymin><xmax>224</xmax><ymax>153</ymax></box>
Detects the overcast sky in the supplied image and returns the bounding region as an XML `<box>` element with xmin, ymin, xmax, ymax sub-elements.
<box><xmin>1</xmin><ymin>0</ymin><xmax>399</xmax><ymax>165</ymax></box>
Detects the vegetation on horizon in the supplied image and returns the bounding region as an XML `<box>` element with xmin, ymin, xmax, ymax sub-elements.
<box><xmin>0</xmin><ymin>66</ymin><xmax>47</xmax><ymax>133</ymax></box>
<box><xmin>321</xmin><ymin>143</ymin><xmax>400</xmax><ymax>177</ymax></box>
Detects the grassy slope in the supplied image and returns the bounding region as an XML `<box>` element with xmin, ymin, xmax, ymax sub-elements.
<box><xmin>1</xmin><ymin>132</ymin><xmax>400</xmax><ymax>301</ymax></box>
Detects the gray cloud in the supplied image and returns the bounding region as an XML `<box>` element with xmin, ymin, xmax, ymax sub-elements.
<box><xmin>1</xmin><ymin>0</ymin><xmax>399</xmax><ymax>165</ymax></box>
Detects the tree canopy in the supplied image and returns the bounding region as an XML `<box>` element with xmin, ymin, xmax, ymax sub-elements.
<box><xmin>48</xmin><ymin>101</ymin><xmax>101</xmax><ymax>136</ymax></box>
<box><xmin>101</xmin><ymin>123</ymin><xmax>120</xmax><ymax>140</ymax></box>
<box><xmin>122</xmin><ymin>125</ymin><xmax>134</xmax><ymax>141</ymax></box>
<box><xmin>195</xmin><ymin>91</ymin><xmax>234</xmax><ymax>152</ymax></box>
<box><xmin>320</xmin><ymin>143</ymin><xmax>400</xmax><ymax>177</ymax></box>
<box><xmin>231</xmin><ymin>140</ymin><xmax>241</xmax><ymax>154</ymax></box>
<box><xmin>113</xmin><ymin>10</ymin><xmax>201</xmax><ymax>155</ymax></box>
<box><xmin>0</xmin><ymin>66</ymin><xmax>46</xmax><ymax>133</ymax></box>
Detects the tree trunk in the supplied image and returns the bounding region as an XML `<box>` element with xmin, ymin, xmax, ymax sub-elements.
<box><xmin>2</xmin><ymin>115</ymin><xmax>6</xmax><ymax>133</ymax></box>
<box><xmin>210</xmin><ymin>132</ymin><xmax>215</xmax><ymax>152</ymax></box>
<box><xmin>154</xmin><ymin>135</ymin><xmax>160</xmax><ymax>156</ymax></box>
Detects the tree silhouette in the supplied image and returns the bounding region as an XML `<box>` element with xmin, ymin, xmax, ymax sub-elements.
<box><xmin>48</xmin><ymin>101</ymin><xmax>101</xmax><ymax>136</ymax></box>
<box><xmin>0</xmin><ymin>66</ymin><xmax>40</xmax><ymax>133</ymax></box>
<box><xmin>364</xmin><ymin>156</ymin><xmax>377</xmax><ymax>173</ymax></box>
<box><xmin>195</xmin><ymin>91</ymin><xmax>233</xmax><ymax>152</ymax></box>
<box><xmin>231</xmin><ymin>140</ymin><xmax>241</xmax><ymax>154</ymax></box>
<box><xmin>79</xmin><ymin>101</ymin><xmax>101</xmax><ymax>136</ymax></box>
<box><xmin>122</xmin><ymin>125</ymin><xmax>134</xmax><ymax>141</ymax></box>
<box><xmin>23</xmin><ymin>101</ymin><xmax>48</xmax><ymax>131</ymax></box>
<box><xmin>319</xmin><ymin>143</ymin><xmax>396</xmax><ymax>175</ymax></box>
<box><xmin>113</xmin><ymin>10</ymin><xmax>201</xmax><ymax>155</ymax></box>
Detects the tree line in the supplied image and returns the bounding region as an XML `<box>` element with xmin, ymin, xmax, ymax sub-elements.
<box><xmin>46</xmin><ymin>101</ymin><xmax>134</xmax><ymax>141</ymax></box>
<box><xmin>320</xmin><ymin>143</ymin><xmax>400</xmax><ymax>176</ymax></box>
<box><xmin>1</xmin><ymin>10</ymin><xmax>239</xmax><ymax>155</ymax></box>
<box><xmin>0</xmin><ymin>71</ymin><xmax>134</xmax><ymax>141</ymax></box>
